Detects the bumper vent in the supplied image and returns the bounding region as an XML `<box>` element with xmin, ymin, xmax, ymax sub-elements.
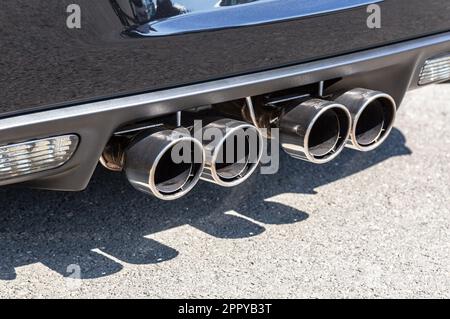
<box><xmin>0</xmin><ymin>135</ymin><xmax>79</xmax><ymax>181</ymax></box>
<box><xmin>419</xmin><ymin>54</ymin><xmax>450</xmax><ymax>85</ymax></box>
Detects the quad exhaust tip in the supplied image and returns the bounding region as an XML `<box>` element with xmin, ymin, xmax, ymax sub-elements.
<box><xmin>101</xmin><ymin>88</ymin><xmax>397</xmax><ymax>200</ymax></box>
<box><xmin>124</xmin><ymin>128</ymin><xmax>205</xmax><ymax>200</ymax></box>
<box><xmin>335</xmin><ymin>88</ymin><xmax>397</xmax><ymax>152</ymax></box>
<box><xmin>200</xmin><ymin>119</ymin><xmax>263</xmax><ymax>187</ymax></box>
<box><xmin>278</xmin><ymin>99</ymin><xmax>352</xmax><ymax>164</ymax></box>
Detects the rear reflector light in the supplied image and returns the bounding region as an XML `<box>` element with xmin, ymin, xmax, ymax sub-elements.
<box><xmin>418</xmin><ymin>54</ymin><xmax>450</xmax><ymax>85</ymax></box>
<box><xmin>0</xmin><ymin>135</ymin><xmax>79</xmax><ymax>180</ymax></box>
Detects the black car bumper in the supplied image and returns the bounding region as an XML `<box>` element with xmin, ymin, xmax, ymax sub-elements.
<box><xmin>0</xmin><ymin>32</ymin><xmax>449</xmax><ymax>190</ymax></box>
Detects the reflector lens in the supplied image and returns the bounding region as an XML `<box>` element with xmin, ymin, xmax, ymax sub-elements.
<box><xmin>0</xmin><ymin>135</ymin><xmax>79</xmax><ymax>180</ymax></box>
<box><xmin>419</xmin><ymin>54</ymin><xmax>450</xmax><ymax>85</ymax></box>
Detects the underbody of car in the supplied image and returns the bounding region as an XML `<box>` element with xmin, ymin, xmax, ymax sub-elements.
<box><xmin>1</xmin><ymin>0</ymin><xmax>449</xmax><ymax>200</ymax></box>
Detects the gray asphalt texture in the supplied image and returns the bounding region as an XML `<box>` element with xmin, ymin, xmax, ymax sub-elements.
<box><xmin>0</xmin><ymin>85</ymin><xmax>449</xmax><ymax>298</ymax></box>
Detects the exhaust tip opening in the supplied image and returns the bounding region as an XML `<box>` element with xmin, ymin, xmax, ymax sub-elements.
<box><xmin>305</xmin><ymin>105</ymin><xmax>351</xmax><ymax>163</ymax></box>
<box><xmin>203</xmin><ymin>121</ymin><xmax>263</xmax><ymax>187</ymax></box>
<box><xmin>153</xmin><ymin>140</ymin><xmax>203</xmax><ymax>195</ymax></box>
<box><xmin>353</xmin><ymin>95</ymin><xmax>396</xmax><ymax>150</ymax></box>
<box><xmin>214</xmin><ymin>129</ymin><xmax>253</xmax><ymax>182</ymax></box>
<box><xmin>307</xmin><ymin>109</ymin><xmax>340</xmax><ymax>157</ymax></box>
<box><xmin>125</xmin><ymin>130</ymin><xmax>205</xmax><ymax>201</ymax></box>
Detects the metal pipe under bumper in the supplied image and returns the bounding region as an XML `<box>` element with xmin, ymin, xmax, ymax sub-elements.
<box><xmin>124</xmin><ymin>127</ymin><xmax>205</xmax><ymax>200</ymax></box>
<box><xmin>200</xmin><ymin>119</ymin><xmax>263</xmax><ymax>187</ymax></box>
<box><xmin>278</xmin><ymin>99</ymin><xmax>351</xmax><ymax>164</ymax></box>
<box><xmin>335</xmin><ymin>88</ymin><xmax>397</xmax><ymax>152</ymax></box>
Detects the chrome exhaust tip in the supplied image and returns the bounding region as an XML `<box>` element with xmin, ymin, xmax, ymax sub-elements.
<box><xmin>201</xmin><ymin>119</ymin><xmax>263</xmax><ymax>187</ymax></box>
<box><xmin>335</xmin><ymin>88</ymin><xmax>397</xmax><ymax>152</ymax></box>
<box><xmin>124</xmin><ymin>128</ymin><xmax>205</xmax><ymax>200</ymax></box>
<box><xmin>279</xmin><ymin>99</ymin><xmax>351</xmax><ymax>164</ymax></box>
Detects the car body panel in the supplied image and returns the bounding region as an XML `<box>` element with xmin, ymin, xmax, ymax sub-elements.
<box><xmin>1</xmin><ymin>0</ymin><xmax>450</xmax><ymax>117</ymax></box>
<box><xmin>124</xmin><ymin>0</ymin><xmax>381</xmax><ymax>36</ymax></box>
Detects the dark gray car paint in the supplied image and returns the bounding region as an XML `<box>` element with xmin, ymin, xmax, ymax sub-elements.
<box><xmin>0</xmin><ymin>0</ymin><xmax>450</xmax><ymax>117</ymax></box>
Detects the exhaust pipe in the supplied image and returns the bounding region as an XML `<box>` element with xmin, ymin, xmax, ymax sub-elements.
<box><xmin>124</xmin><ymin>128</ymin><xmax>205</xmax><ymax>200</ymax></box>
<box><xmin>278</xmin><ymin>99</ymin><xmax>351</xmax><ymax>164</ymax></box>
<box><xmin>200</xmin><ymin>119</ymin><xmax>263</xmax><ymax>187</ymax></box>
<box><xmin>335</xmin><ymin>88</ymin><xmax>397</xmax><ymax>151</ymax></box>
